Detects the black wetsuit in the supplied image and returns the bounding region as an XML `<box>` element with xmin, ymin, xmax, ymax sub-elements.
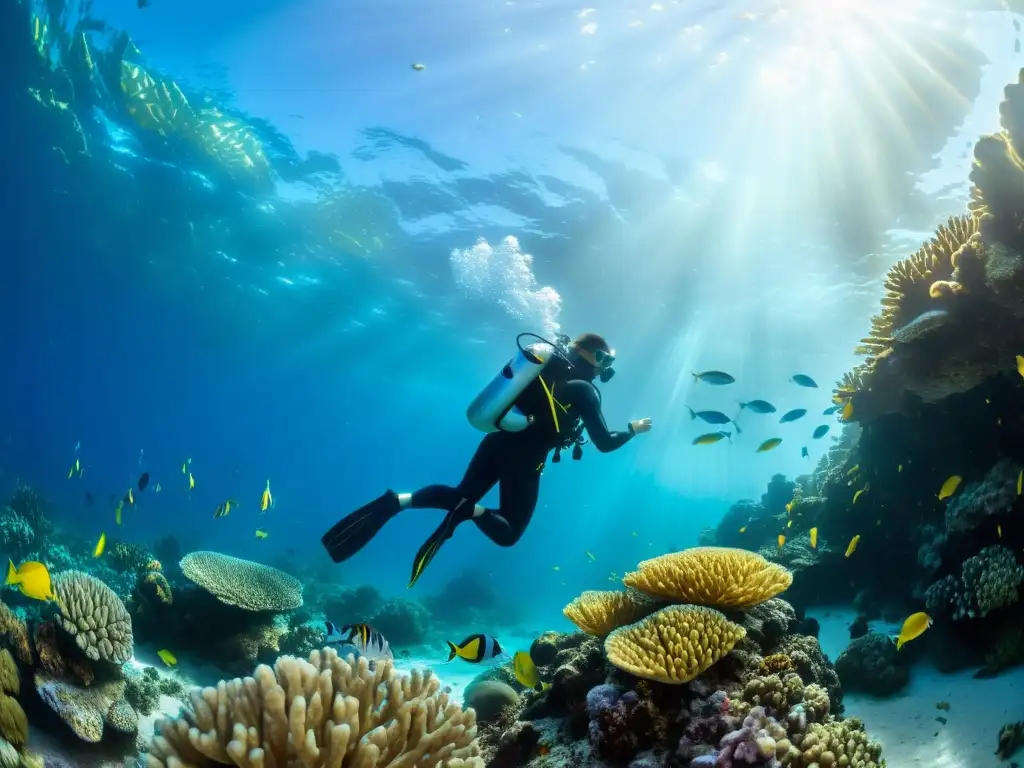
<box><xmin>407</xmin><ymin>358</ymin><xmax>633</xmax><ymax>546</ymax></box>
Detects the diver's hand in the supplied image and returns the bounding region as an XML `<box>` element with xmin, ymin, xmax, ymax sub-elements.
<box><xmin>629</xmin><ymin>418</ymin><xmax>652</xmax><ymax>435</ymax></box>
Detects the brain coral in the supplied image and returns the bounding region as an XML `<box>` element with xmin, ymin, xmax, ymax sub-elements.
<box><xmin>562</xmin><ymin>590</ymin><xmax>658</xmax><ymax>637</ymax></box>
<box><xmin>142</xmin><ymin>647</ymin><xmax>483</xmax><ymax>767</ymax></box>
<box><xmin>52</xmin><ymin>570</ymin><xmax>133</xmax><ymax>663</ymax></box>
<box><xmin>623</xmin><ymin>546</ymin><xmax>792</xmax><ymax>607</ymax></box>
<box><xmin>603</xmin><ymin>604</ymin><xmax>746</xmax><ymax>684</ymax></box>
<box><xmin>179</xmin><ymin>551</ymin><xmax>303</xmax><ymax>611</ymax></box>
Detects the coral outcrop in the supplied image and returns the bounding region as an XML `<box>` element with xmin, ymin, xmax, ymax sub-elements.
<box><xmin>835</xmin><ymin>632</ymin><xmax>910</xmax><ymax>697</ymax></box>
<box><xmin>179</xmin><ymin>550</ymin><xmax>303</xmax><ymax>611</ymax></box>
<box><xmin>563</xmin><ymin>590</ymin><xmax>658</xmax><ymax>637</ymax></box>
<box><xmin>52</xmin><ymin>570</ymin><xmax>134</xmax><ymax>663</ymax></box>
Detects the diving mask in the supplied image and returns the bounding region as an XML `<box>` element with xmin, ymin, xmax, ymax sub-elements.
<box><xmin>577</xmin><ymin>345</ymin><xmax>616</xmax><ymax>382</ymax></box>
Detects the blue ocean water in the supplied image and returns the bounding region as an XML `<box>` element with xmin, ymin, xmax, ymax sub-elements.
<box><xmin>1</xmin><ymin>0</ymin><xmax>1021</xmax><ymax>631</ymax></box>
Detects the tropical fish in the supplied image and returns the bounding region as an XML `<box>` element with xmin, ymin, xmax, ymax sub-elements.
<box><xmin>445</xmin><ymin>633</ymin><xmax>505</xmax><ymax>664</ymax></box>
<box><xmin>844</xmin><ymin>535</ymin><xmax>860</xmax><ymax>557</ymax></box>
<box><xmin>785</xmin><ymin>500</ymin><xmax>796</xmax><ymax>515</ymax></box>
<box><xmin>154</xmin><ymin>483</ymin><xmax>162</xmax><ymax>493</ymax></box>
<box><xmin>997</xmin><ymin>524</ymin><xmax>1002</xmax><ymax>538</ymax></box>
<box><xmin>181</xmin><ymin>458</ymin><xmax>191</xmax><ymax>474</ymax></box>
<box><xmin>584</xmin><ymin>551</ymin><xmax>596</xmax><ymax>562</ymax></box>
<box><xmin>214</xmin><ymin>499</ymin><xmax>239</xmax><ymax>518</ymax></box>
<box><xmin>157</xmin><ymin>649</ymin><xmax>177</xmax><ymax>666</ymax></box>
<box><xmin>325</xmin><ymin>621</ymin><xmax>393</xmax><ymax>661</ymax></box>
<box><xmin>786</xmin><ymin>520</ymin><xmax>793</xmax><ymax>528</ymax></box>
<box><xmin>841</xmin><ymin>400</ymin><xmax>855</xmax><ymax>422</ymax></box>
<box><xmin>685</xmin><ymin>407</ymin><xmax>736</xmax><ymax>428</ymax></box>
<box><xmin>1017</xmin><ymin>470</ymin><xmax>1022</xmax><ymax>496</ymax></box>
<box><xmin>779</xmin><ymin>409</ymin><xmax>807</xmax><ymax>423</ymax></box>
<box><xmin>935</xmin><ymin>716</ymin><xmax>948</xmax><ymax>725</ymax></box>
<box><xmin>93</xmin><ymin>532</ymin><xmax>106</xmax><ymax>558</ymax></box>
<box><xmin>513</xmin><ymin>651</ymin><xmax>550</xmax><ymax>692</ymax></box>
<box><xmin>123</xmin><ymin>488</ymin><xmax>135</xmax><ymax>506</ymax></box>
<box><xmin>756</xmin><ymin>438</ymin><xmax>782</xmax><ymax>453</ymax></box>
<box><xmin>68</xmin><ymin>458</ymin><xmax>83</xmax><ymax>479</ymax></box>
<box><xmin>847</xmin><ymin>465</ymin><xmax>860</xmax><ymax>475</ymax></box>
<box><xmin>812</xmin><ymin>425</ymin><xmax>830</xmax><ymax>439</ymax></box>
<box><xmin>255</xmin><ymin>529</ymin><xmax>269</xmax><ymax>539</ymax></box>
<box><xmin>801</xmin><ymin>446</ymin><xmax>809</xmax><ymax>458</ymax></box>
<box><xmin>809</xmin><ymin>527</ymin><xmax>818</xmax><ymax>549</ymax></box>
<box><xmin>411</xmin><ymin>62</ymin><xmax>426</xmax><ymax>71</ymax></box>
<box><xmin>5</xmin><ymin>560</ymin><xmax>55</xmax><ymax>601</ymax></box>
<box><xmin>895</xmin><ymin>612</ymin><xmax>932</xmax><ymax>650</ymax></box>
<box><xmin>938</xmin><ymin>475</ymin><xmax>962</xmax><ymax>500</ymax></box>
<box><xmin>693</xmin><ymin>431</ymin><xmax>731</xmax><ymax>445</ymax></box>
<box><xmin>188</xmin><ymin>472</ymin><xmax>195</xmax><ymax>490</ymax></box>
<box><xmin>936</xmin><ymin>701</ymin><xmax>950</xmax><ymax>712</ymax></box>
<box><xmin>853</xmin><ymin>486</ymin><xmax>868</xmax><ymax>504</ymax></box>
<box><xmin>137</xmin><ymin>472</ymin><xmax>150</xmax><ymax>491</ymax></box>
<box><xmin>823</xmin><ymin>405</ymin><xmax>841</xmax><ymax>415</ymax></box>
<box><xmin>115</xmin><ymin>500</ymin><xmax>123</xmax><ymax>526</ymax></box>
<box><xmin>260</xmin><ymin>479</ymin><xmax>273</xmax><ymax>512</ymax></box>
<box><xmin>791</xmin><ymin>374</ymin><xmax>818</xmax><ymax>388</ymax></box>
<box><xmin>1017</xmin><ymin>354</ymin><xmax>1024</xmax><ymax>378</ymax></box>
<box><xmin>739</xmin><ymin>400</ymin><xmax>776</xmax><ymax>414</ymax></box>
<box><xmin>692</xmin><ymin>371</ymin><xmax>735</xmax><ymax>385</ymax></box>
<box><xmin>631</xmin><ymin>531</ymin><xmax>638</xmax><ymax>537</ymax></box>
<box><xmin>897</xmin><ymin>464</ymin><xmax>903</xmax><ymax>473</ymax></box>
<box><xmin>777</xmin><ymin>534</ymin><xmax>785</xmax><ymax>549</ymax></box>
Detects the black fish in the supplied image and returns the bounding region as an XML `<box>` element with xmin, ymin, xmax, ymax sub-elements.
<box><xmin>138</xmin><ymin>472</ymin><xmax>150</xmax><ymax>491</ymax></box>
<box><xmin>801</xmin><ymin>446</ymin><xmax>809</xmax><ymax>458</ymax></box>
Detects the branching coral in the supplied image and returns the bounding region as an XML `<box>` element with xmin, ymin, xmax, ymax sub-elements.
<box><xmin>180</xmin><ymin>551</ymin><xmax>303</xmax><ymax>611</ymax></box>
<box><xmin>623</xmin><ymin>547</ymin><xmax>792</xmax><ymax>607</ymax></box>
<box><xmin>562</xmin><ymin>590</ymin><xmax>658</xmax><ymax>637</ymax></box>
<box><xmin>142</xmin><ymin>648</ymin><xmax>483</xmax><ymax>767</ymax></box>
<box><xmin>925</xmin><ymin>545</ymin><xmax>1023</xmax><ymax>619</ymax></box>
<box><xmin>52</xmin><ymin>570</ymin><xmax>134</xmax><ymax>663</ymax></box>
<box><xmin>603</xmin><ymin>605</ymin><xmax>745</xmax><ymax>684</ymax></box>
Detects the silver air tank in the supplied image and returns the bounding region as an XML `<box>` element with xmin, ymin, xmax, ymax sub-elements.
<box><xmin>467</xmin><ymin>341</ymin><xmax>556</xmax><ymax>432</ymax></box>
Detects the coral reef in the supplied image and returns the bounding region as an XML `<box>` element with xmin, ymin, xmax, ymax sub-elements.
<box><xmin>140</xmin><ymin>648</ymin><xmax>483</xmax><ymax>767</ymax></box>
<box><xmin>179</xmin><ymin>550</ymin><xmax>303</xmax><ymax>611</ymax></box>
<box><xmin>925</xmin><ymin>545</ymin><xmax>1023</xmax><ymax>619</ymax></box>
<box><xmin>563</xmin><ymin>590</ymin><xmax>659</xmax><ymax>637</ymax></box>
<box><xmin>944</xmin><ymin>458</ymin><xmax>1019</xmax><ymax>532</ymax></box>
<box><xmin>52</xmin><ymin>570</ymin><xmax>134</xmax><ymax>663</ymax></box>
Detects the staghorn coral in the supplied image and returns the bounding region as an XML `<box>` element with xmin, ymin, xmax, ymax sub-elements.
<box><xmin>623</xmin><ymin>547</ymin><xmax>792</xmax><ymax>608</ymax></box>
<box><xmin>945</xmin><ymin>459</ymin><xmax>1019</xmax><ymax>533</ymax></box>
<box><xmin>180</xmin><ymin>551</ymin><xmax>303</xmax><ymax>611</ymax></box>
<box><xmin>562</xmin><ymin>590</ymin><xmax>658</xmax><ymax>637</ymax></box>
<box><xmin>52</xmin><ymin>570</ymin><xmax>134</xmax><ymax>663</ymax></box>
<box><xmin>925</xmin><ymin>545</ymin><xmax>1024</xmax><ymax>619</ymax></box>
<box><xmin>142</xmin><ymin>647</ymin><xmax>483</xmax><ymax>767</ymax></box>
<box><xmin>34</xmin><ymin>671</ymin><xmax>129</xmax><ymax>742</ymax></box>
<box><xmin>603</xmin><ymin>605</ymin><xmax>746</xmax><ymax>684</ymax></box>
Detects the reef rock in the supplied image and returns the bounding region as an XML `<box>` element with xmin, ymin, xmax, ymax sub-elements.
<box><xmin>836</xmin><ymin>632</ymin><xmax>910</xmax><ymax>697</ymax></box>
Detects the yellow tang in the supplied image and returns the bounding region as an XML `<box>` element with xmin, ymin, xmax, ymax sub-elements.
<box><xmin>844</xmin><ymin>534</ymin><xmax>860</xmax><ymax>558</ymax></box>
<box><xmin>261</xmin><ymin>479</ymin><xmax>273</xmax><ymax>512</ymax></box>
<box><xmin>895</xmin><ymin>612</ymin><xmax>932</xmax><ymax>650</ymax></box>
<box><xmin>756</xmin><ymin>438</ymin><xmax>782</xmax><ymax>453</ymax></box>
<box><xmin>513</xmin><ymin>651</ymin><xmax>550</xmax><ymax>692</ymax></box>
<box><xmin>938</xmin><ymin>475</ymin><xmax>962</xmax><ymax>500</ymax></box>
<box><xmin>841</xmin><ymin>399</ymin><xmax>854</xmax><ymax>422</ymax></box>
<box><xmin>5</xmin><ymin>560</ymin><xmax>55</xmax><ymax>602</ymax></box>
<box><xmin>1017</xmin><ymin>354</ymin><xmax>1024</xmax><ymax>379</ymax></box>
<box><xmin>738</xmin><ymin>525</ymin><xmax>747</xmax><ymax>533</ymax></box>
<box><xmin>809</xmin><ymin>527</ymin><xmax>818</xmax><ymax>549</ymax></box>
<box><xmin>93</xmin><ymin>532</ymin><xmax>106</xmax><ymax>558</ymax></box>
<box><xmin>786</xmin><ymin>520</ymin><xmax>793</xmax><ymax>528</ymax></box>
<box><xmin>255</xmin><ymin>529</ymin><xmax>269</xmax><ymax>539</ymax></box>
<box><xmin>188</xmin><ymin>472</ymin><xmax>195</xmax><ymax>490</ymax></box>
<box><xmin>777</xmin><ymin>534</ymin><xmax>785</xmax><ymax>549</ymax></box>
<box><xmin>847</xmin><ymin>465</ymin><xmax>860</xmax><ymax>476</ymax></box>
<box><xmin>853</xmin><ymin>485</ymin><xmax>868</xmax><ymax>504</ymax></box>
<box><xmin>157</xmin><ymin>649</ymin><xmax>177</xmax><ymax>666</ymax></box>
<box><xmin>997</xmin><ymin>524</ymin><xmax>1002</xmax><ymax>538</ymax></box>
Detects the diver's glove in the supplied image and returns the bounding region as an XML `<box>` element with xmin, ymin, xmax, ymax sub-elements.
<box><xmin>628</xmin><ymin>418</ymin><xmax>653</xmax><ymax>435</ymax></box>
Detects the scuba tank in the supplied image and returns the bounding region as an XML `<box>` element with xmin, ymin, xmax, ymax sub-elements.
<box><xmin>467</xmin><ymin>333</ymin><xmax>559</xmax><ymax>433</ymax></box>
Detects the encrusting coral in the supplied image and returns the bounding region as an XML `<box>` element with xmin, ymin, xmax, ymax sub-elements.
<box><xmin>603</xmin><ymin>605</ymin><xmax>746</xmax><ymax>684</ymax></box>
<box><xmin>179</xmin><ymin>550</ymin><xmax>303</xmax><ymax>611</ymax></box>
<box><xmin>52</xmin><ymin>570</ymin><xmax>134</xmax><ymax>664</ymax></box>
<box><xmin>142</xmin><ymin>647</ymin><xmax>483</xmax><ymax>767</ymax></box>
<box><xmin>623</xmin><ymin>547</ymin><xmax>793</xmax><ymax>607</ymax></box>
<box><xmin>562</xmin><ymin>590</ymin><xmax>658</xmax><ymax>637</ymax></box>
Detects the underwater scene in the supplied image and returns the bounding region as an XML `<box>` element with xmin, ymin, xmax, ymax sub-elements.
<box><xmin>6</xmin><ymin>0</ymin><xmax>1024</xmax><ymax>765</ymax></box>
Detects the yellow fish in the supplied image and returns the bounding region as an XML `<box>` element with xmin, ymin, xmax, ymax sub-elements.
<box><xmin>585</xmin><ymin>551</ymin><xmax>596</xmax><ymax>562</ymax></box>
<box><xmin>1018</xmin><ymin>470</ymin><xmax>1022</xmax><ymax>496</ymax></box>
<box><xmin>844</xmin><ymin>535</ymin><xmax>861</xmax><ymax>557</ymax></box>
<box><xmin>157</xmin><ymin>649</ymin><xmax>177</xmax><ymax>666</ymax></box>
<box><xmin>841</xmin><ymin>399</ymin><xmax>854</xmax><ymax>421</ymax></box>
<box><xmin>255</xmin><ymin>529</ymin><xmax>269</xmax><ymax>539</ymax></box>
<box><xmin>693</xmin><ymin>431</ymin><xmax>730</xmax><ymax>446</ymax></box>
<box><xmin>786</xmin><ymin>520</ymin><xmax>793</xmax><ymax>528</ymax></box>
<box><xmin>738</xmin><ymin>525</ymin><xmax>748</xmax><ymax>533</ymax></box>
<box><xmin>93</xmin><ymin>532</ymin><xmax>106</xmax><ymax>558</ymax></box>
<box><xmin>181</xmin><ymin>458</ymin><xmax>191</xmax><ymax>474</ymax></box>
<box><xmin>756</xmin><ymin>438</ymin><xmax>782</xmax><ymax>453</ymax></box>
<box><xmin>785</xmin><ymin>500</ymin><xmax>795</xmax><ymax>515</ymax></box>
<box><xmin>847</xmin><ymin>465</ymin><xmax>860</xmax><ymax>476</ymax></box>
<box><xmin>853</xmin><ymin>485</ymin><xmax>868</xmax><ymax>504</ymax></box>
<box><xmin>115</xmin><ymin>500</ymin><xmax>123</xmax><ymax>526</ymax></box>
<box><xmin>188</xmin><ymin>472</ymin><xmax>195</xmax><ymax>491</ymax></box>
<box><xmin>898</xmin><ymin>464</ymin><xmax>903</xmax><ymax>472</ymax></box>
<box><xmin>809</xmin><ymin>527</ymin><xmax>818</xmax><ymax>549</ymax></box>
<box><xmin>1017</xmin><ymin>354</ymin><xmax>1024</xmax><ymax>378</ymax></box>
<box><xmin>938</xmin><ymin>475</ymin><xmax>962</xmax><ymax>500</ymax></box>
<box><xmin>5</xmin><ymin>560</ymin><xmax>55</xmax><ymax>601</ymax></box>
<box><xmin>552</xmin><ymin>565</ymin><xmax>560</xmax><ymax>571</ymax></box>
<box><xmin>124</xmin><ymin>488</ymin><xmax>135</xmax><ymax>506</ymax></box>
<box><xmin>777</xmin><ymin>534</ymin><xmax>785</xmax><ymax>549</ymax></box>
<box><xmin>997</xmin><ymin>524</ymin><xmax>1003</xmax><ymax>538</ymax></box>
<box><xmin>895</xmin><ymin>612</ymin><xmax>932</xmax><ymax>650</ymax></box>
<box><xmin>261</xmin><ymin>479</ymin><xmax>273</xmax><ymax>512</ymax></box>
<box><xmin>513</xmin><ymin>651</ymin><xmax>550</xmax><ymax>692</ymax></box>
<box><xmin>214</xmin><ymin>499</ymin><xmax>238</xmax><ymax>518</ymax></box>
<box><xmin>67</xmin><ymin>458</ymin><xmax>82</xmax><ymax>479</ymax></box>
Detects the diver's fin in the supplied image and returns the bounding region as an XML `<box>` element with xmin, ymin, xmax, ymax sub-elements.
<box><xmin>321</xmin><ymin>490</ymin><xmax>401</xmax><ymax>563</ymax></box>
<box><xmin>408</xmin><ymin>512</ymin><xmax>457</xmax><ymax>589</ymax></box>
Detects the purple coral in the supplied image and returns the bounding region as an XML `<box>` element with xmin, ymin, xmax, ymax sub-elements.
<box><xmin>585</xmin><ymin>683</ymin><xmax>622</xmax><ymax>718</ymax></box>
<box><xmin>716</xmin><ymin>706</ymin><xmax>785</xmax><ymax>767</ymax></box>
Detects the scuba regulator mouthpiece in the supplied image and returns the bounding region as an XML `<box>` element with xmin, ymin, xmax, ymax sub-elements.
<box><xmin>600</xmin><ymin>367</ymin><xmax>615</xmax><ymax>383</ymax></box>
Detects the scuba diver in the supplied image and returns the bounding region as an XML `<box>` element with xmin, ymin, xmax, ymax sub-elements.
<box><xmin>321</xmin><ymin>331</ymin><xmax>653</xmax><ymax>588</ymax></box>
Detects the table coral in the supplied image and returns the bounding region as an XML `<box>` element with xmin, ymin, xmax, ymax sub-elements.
<box><xmin>179</xmin><ymin>550</ymin><xmax>303</xmax><ymax>611</ymax></box>
<box><xmin>562</xmin><ymin>590</ymin><xmax>658</xmax><ymax>637</ymax></box>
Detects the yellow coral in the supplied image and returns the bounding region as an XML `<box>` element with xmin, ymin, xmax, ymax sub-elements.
<box><xmin>603</xmin><ymin>605</ymin><xmax>745</xmax><ymax>684</ymax></box>
<box><xmin>759</xmin><ymin>653</ymin><xmax>793</xmax><ymax>675</ymax></box>
<box><xmin>562</xmin><ymin>590</ymin><xmax>656</xmax><ymax>637</ymax></box>
<box><xmin>623</xmin><ymin>547</ymin><xmax>792</xmax><ymax>607</ymax></box>
<box><xmin>143</xmin><ymin>648</ymin><xmax>482</xmax><ymax>767</ymax></box>
<box><xmin>797</xmin><ymin>717</ymin><xmax>882</xmax><ymax>767</ymax></box>
<box><xmin>0</xmin><ymin>696</ymin><xmax>27</xmax><ymax>749</ymax></box>
<box><xmin>53</xmin><ymin>570</ymin><xmax>134</xmax><ymax>663</ymax></box>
